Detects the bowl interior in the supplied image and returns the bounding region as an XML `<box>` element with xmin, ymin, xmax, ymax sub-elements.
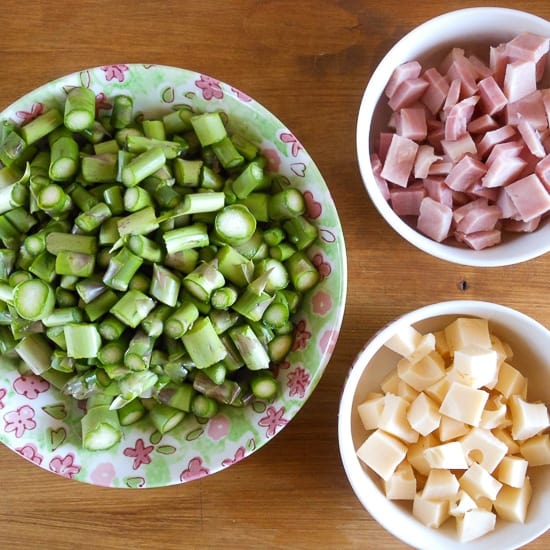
<box><xmin>0</xmin><ymin>64</ymin><xmax>347</xmax><ymax>488</ymax></box>
<box><xmin>356</xmin><ymin>7</ymin><xmax>550</xmax><ymax>266</ymax></box>
<box><xmin>340</xmin><ymin>300</ymin><xmax>550</xmax><ymax>549</ymax></box>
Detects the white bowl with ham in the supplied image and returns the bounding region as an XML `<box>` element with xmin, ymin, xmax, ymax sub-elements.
<box><xmin>338</xmin><ymin>300</ymin><xmax>550</xmax><ymax>549</ymax></box>
<box><xmin>356</xmin><ymin>7</ymin><xmax>550</xmax><ymax>266</ymax></box>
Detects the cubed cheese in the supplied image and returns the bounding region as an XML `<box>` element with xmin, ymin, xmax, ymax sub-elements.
<box><xmin>422</xmin><ymin>469</ymin><xmax>460</xmax><ymax>500</ymax></box>
<box><xmin>479</xmin><ymin>394</ymin><xmax>508</xmax><ymax>430</ymax></box>
<box><xmin>407</xmin><ymin>332</ymin><xmax>436</xmax><ymax>363</ymax></box>
<box><xmin>438</xmin><ymin>415</ymin><xmax>470</xmax><ymax>441</ymax></box>
<box><xmin>357</xmin><ymin>392</ymin><xmax>385</xmax><ymax>431</ymax></box>
<box><xmin>520</xmin><ymin>433</ymin><xmax>550</xmax><ymax>466</ymax></box>
<box><xmin>460</xmin><ymin>427</ymin><xmax>508</xmax><ymax>473</ymax></box>
<box><xmin>412</xmin><ymin>492</ymin><xmax>450</xmax><ymax>528</ymax></box>
<box><xmin>495</xmin><ymin>455</ymin><xmax>529</xmax><ymax>488</ymax></box>
<box><xmin>423</xmin><ymin>441</ymin><xmax>469</xmax><ymax>470</ymax></box>
<box><xmin>493</xmin><ymin>476</ymin><xmax>532</xmax><ymax>523</ymax></box>
<box><xmin>450</xmin><ymin>489</ymin><xmax>478</xmax><ymax>517</ymax></box>
<box><xmin>448</xmin><ymin>346</ymin><xmax>498</xmax><ymax>388</ymax></box>
<box><xmin>444</xmin><ymin>317</ymin><xmax>492</xmax><ymax>352</ymax></box>
<box><xmin>356</xmin><ymin>429</ymin><xmax>407</xmax><ymax>481</ymax></box>
<box><xmin>380</xmin><ymin>369</ymin><xmax>400</xmax><ymax>394</ymax></box>
<box><xmin>508</xmin><ymin>395</ymin><xmax>549</xmax><ymax>440</ymax></box>
<box><xmin>379</xmin><ymin>394</ymin><xmax>419</xmax><ymax>443</ymax></box>
<box><xmin>494</xmin><ymin>361</ymin><xmax>526</xmax><ymax>399</ymax></box>
<box><xmin>456</xmin><ymin>509</ymin><xmax>497</xmax><ymax>542</ymax></box>
<box><xmin>459</xmin><ymin>463</ymin><xmax>503</xmax><ymax>501</ymax></box>
<box><xmin>385</xmin><ymin>325</ymin><xmax>423</xmax><ymax>357</ymax></box>
<box><xmin>493</xmin><ymin>427</ymin><xmax>520</xmax><ymax>455</ymax></box>
<box><xmin>384</xmin><ymin>461</ymin><xmax>417</xmax><ymax>500</ymax></box>
<box><xmin>407</xmin><ymin>392</ymin><xmax>441</xmax><ymax>436</ymax></box>
<box><xmin>490</xmin><ymin>333</ymin><xmax>512</xmax><ymax>366</ymax></box>
<box><xmin>424</xmin><ymin>375</ymin><xmax>451</xmax><ymax>405</ymax></box>
<box><xmin>439</xmin><ymin>382</ymin><xmax>489</xmax><ymax>427</ymax></box>
<box><xmin>397</xmin><ymin>351</ymin><xmax>445</xmax><ymax>391</ymax></box>
<box><xmin>397</xmin><ymin>379</ymin><xmax>419</xmax><ymax>403</ymax></box>
<box><xmin>407</xmin><ymin>434</ymin><xmax>440</xmax><ymax>476</ymax></box>
<box><xmin>433</xmin><ymin>330</ymin><xmax>451</xmax><ymax>360</ymax></box>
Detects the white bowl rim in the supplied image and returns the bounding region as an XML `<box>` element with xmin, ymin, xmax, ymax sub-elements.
<box><xmin>356</xmin><ymin>7</ymin><xmax>550</xmax><ymax>267</ymax></box>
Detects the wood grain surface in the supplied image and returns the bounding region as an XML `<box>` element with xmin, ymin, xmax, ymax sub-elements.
<box><xmin>0</xmin><ymin>1</ymin><xmax>549</xmax><ymax>548</ymax></box>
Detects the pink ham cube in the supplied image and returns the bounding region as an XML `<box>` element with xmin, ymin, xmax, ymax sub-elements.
<box><xmin>504</xmin><ymin>59</ymin><xmax>537</xmax><ymax>102</ymax></box>
<box><xmin>421</xmin><ymin>67</ymin><xmax>450</xmax><ymax>115</ymax></box>
<box><xmin>385</xmin><ymin>61</ymin><xmax>422</xmax><ymax>98</ymax></box>
<box><xmin>390</xmin><ymin>183</ymin><xmax>427</xmax><ymax>216</ymax></box>
<box><xmin>380</xmin><ymin>134</ymin><xmax>418</xmax><ymax>187</ymax></box>
<box><xmin>505</xmin><ymin>173</ymin><xmax>550</xmax><ymax>221</ymax></box>
<box><xmin>445</xmin><ymin>155</ymin><xmax>487</xmax><ymax>192</ymax></box>
<box><xmin>477</xmin><ymin>76</ymin><xmax>508</xmax><ymax>115</ymax></box>
<box><xmin>397</xmin><ymin>107</ymin><xmax>428</xmax><ymax>141</ymax></box>
<box><xmin>417</xmin><ymin>197</ymin><xmax>453</xmax><ymax>242</ymax></box>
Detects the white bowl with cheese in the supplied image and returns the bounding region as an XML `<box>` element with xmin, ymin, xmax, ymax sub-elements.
<box><xmin>338</xmin><ymin>300</ymin><xmax>550</xmax><ymax>549</ymax></box>
<box><xmin>356</xmin><ymin>7</ymin><xmax>550</xmax><ymax>267</ymax></box>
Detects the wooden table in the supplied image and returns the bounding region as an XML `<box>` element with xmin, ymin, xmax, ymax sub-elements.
<box><xmin>1</xmin><ymin>1</ymin><xmax>549</xmax><ymax>548</ymax></box>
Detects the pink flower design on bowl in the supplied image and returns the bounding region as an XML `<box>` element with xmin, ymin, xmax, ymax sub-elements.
<box><xmin>304</xmin><ymin>190</ymin><xmax>322</xmax><ymax>219</ymax></box>
<box><xmin>258</xmin><ymin>406</ymin><xmax>289</xmax><ymax>437</ymax></box>
<box><xmin>292</xmin><ymin>320</ymin><xmax>311</xmax><ymax>351</ymax></box>
<box><xmin>311</xmin><ymin>289</ymin><xmax>333</xmax><ymax>316</ymax></box>
<box><xmin>49</xmin><ymin>453</ymin><xmax>81</xmax><ymax>479</ymax></box>
<box><xmin>180</xmin><ymin>457</ymin><xmax>210</xmax><ymax>481</ymax></box>
<box><xmin>101</xmin><ymin>64</ymin><xmax>129</xmax><ymax>82</ymax></box>
<box><xmin>90</xmin><ymin>462</ymin><xmax>117</xmax><ymax>486</ymax></box>
<box><xmin>207</xmin><ymin>414</ymin><xmax>230</xmax><ymax>441</ymax></box>
<box><xmin>3</xmin><ymin>405</ymin><xmax>36</xmax><ymax>437</ymax></box>
<box><xmin>0</xmin><ymin>387</ymin><xmax>6</xmax><ymax>409</ymax></box>
<box><xmin>287</xmin><ymin>366</ymin><xmax>311</xmax><ymax>399</ymax></box>
<box><xmin>312</xmin><ymin>253</ymin><xmax>332</xmax><ymax>279</ymax></box>
<box><xmin>195</xmin><ymin>74</ymin><xmax>223</xmax><ymax>100</ymax></box>
<box><xmin>123</xmin><ymin>438</ymin><xmax>155</xmax><ymax>470</ymax></box>
<box><xmin>16</xmin><ymin>443</ymin><xmax>43</xmax><ymax>465</ymax></box>
<box><xmin>13</xmin><ymin>374</ymin><xmax>49</xmax><ymax>399</ymax></box>
<box><xmin>16</xmin><ymin>102</ymin><xmax>44</xmax><ymax>124</ymax></box>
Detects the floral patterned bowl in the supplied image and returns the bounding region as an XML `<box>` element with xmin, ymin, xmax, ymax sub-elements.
<box><xmin>0</xmin><ymin>64</ymin><xmax>347</xmax><ymax>487</ymax></box>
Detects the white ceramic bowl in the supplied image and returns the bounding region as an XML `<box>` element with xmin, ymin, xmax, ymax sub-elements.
<box><xmin>356</xmin><ymin>7</ymin><xmax>550</xmax><ymax>267</ymax></box>
<box><xmin>338</xmin><ymin>300</ymin><xmax>550</xmax><ymax>549</ymax></box>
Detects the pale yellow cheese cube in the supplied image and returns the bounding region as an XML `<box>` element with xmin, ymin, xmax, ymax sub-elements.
<box><xmin>412</xmin><ymin>492</ymin><xmax>450</xmax><ymax>528</ymax></box>
<box><xmin>407</xmin><ymin>392</ymin><xmax>441</xmax><ymax>436</ymax></box>
<box><xmin>490</xmin><ymin>333</ymin><xmax>512</xmax><ymax>366</ymax></box>
<box><xmin>460</xmin><ymin>427</ymin><xmax>508</xmax><ymax>473</ymax></box>
<box><xmin>448</xmin><ymin>346</ymin><xmax>498</xmax><ymax>389</ymax></box>
<box><xmin>444</xmin><ymin>317</ymin><xmax>491</xmax><ymax>354</ymax></box>
<box><xmin>356</xmin><ymin>429</ymin><xmax>407</xmax><ymax>481</ymax></box>
<box><xmin>479</xmin><ymin>394</ymin><xmax>508</xmax><ymax>430</ymax></box>
<box><xmin>449</xmin><ymin>489</ymin><xmax>477</xmax><ymax>517</ymax></box>
<box><xmin>397</xmin><ymin>379</ymin><xmax>419</xmax><ymax>403</ymax></box>
<box><xmin>397</xmin><ymin>351</ymin><xmax>445</xmax><ymax>392</ymax></box>
<box><xmin>493</xmin><ymin>427</ymin><xmax>520</xmax><ymax>455</ymax></box>
<box><xmin>456</xmin><ymin>509</ymin><xmax>497</xmax><ymax>542</ymax></box>
<box><xmin>423</xmin><ymin>441</ymin><xmax>469</xmax><ymax>470</ymax></box>
<box><xmin>385</xmin><ymin>325</ymin><xmax>423</xmax><ymax>357</ymax></box>
<box><xmin>384</xmin><ymin>461</ymin><xmax>417</xmax><ymax>500</ymax></box>
<box><xmin>424</xmin><ymin>375</ymin><xmax>451</xmax><ymax>405</ymax></box>
<box><xmin>438</xmin><ymin>415</ymin><xmax>469</xmax><ymax>442</ymax></box>
<box><xmin>433</xmin><ymin>330</ymin><xmax>450</xmax><ymax>360</ymax></box>
<box><xmin>520</xmin><ymin>433</ymin><xmax>550</xmax><ymax>466</ymax></box>
<box><xmin>459</xmin><ymin>462</ymin><xmax>503</xmax><ymax>501</ymax></box>
<box><xmin>493</xmin><ymin>476</ymin><xmax>532</xmax><ymax>523</ymax></box>
<box><xmin>407</xmin><ymin>434</ymin><xmax>440</xmax><ymax>476</ymax></box>
<box><xmin>378</xmin><ymin>394</ymin><xmax>419</xmax><ymax>444</ymax></box>
<box><xmin>439</xmin><ymin>382</ymin><xmax>489</xmax><ymax>427</ymax></box>
<box><xmin>421</xmin><ymin>469</ymin><xmax>460</xmax><ymax>500</ymax></box>
<box><xmin>380</xmin><ymin>369</ymin><xmax>400</xmax><ymax>394</ymax></box>
<box><xmin>495</xmin><ymin>455</ymin><xmax>528</xmax><ymax>488</ymax></box>
<box><xmin>357</xmin><ymin>392</ymin><xmax>385</xmax><ymax>432</ymax></box>
<box><xmin>494</xmin><ymin>362</ymin><xmax>526</xmax><ymax>400</ymax></box>
<box><xmin>407</xmin><ymin>332</ymin><xmax>436</xmax><ymax>363</ymax></box>
<box><xmin>508</xmin><ymin>395</ymin><xmax>549</xmax><ymax>440</ymax></box>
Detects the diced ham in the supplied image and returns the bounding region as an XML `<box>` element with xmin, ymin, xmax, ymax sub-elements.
<box><xmin>496</xmin><ymin>187</ymin><xmax>521</xmax><ymax>219</ymax></box>
<box><xmin>380</xmin><ymin>134</ymin><xmax>419</xmax><ymax>187</ymax></box>
<box><xmin>468</xmin><ymin>114</ymin><xmax>499</xmax><ymax>134</ymax></box>
<box><xmin>458</xmin><ymin>229</ymin><xmax>502</xmax><ymax>250</ymax></box>
<box><xmin>446</xmin><ymin>56</ymin><xmax>478</xmax><ymax>98</ymax></box>
<box><xmin>504</xmin><ymin>59</ymin><xmax>537</xmax><ymax>102</ymax></box>
<box><xmin>442</xmin><ymin>79</ymin><xmax>461</xmax><ymax>112</ymax></box>
<box><xmin>390</xmin><ymin>183</ymin><xmax>427</xmax><ymax>216</ymax></box>
<box><xmin>420</xmin><ymin>67</ymin><xmax>450</xmax><ymax>115</ymax></box>
<box><xmin>453</xmin><ymin>198</ymin><xmax>489</xmax><ymax>224</ymax></box>
<box><xmin>506</xmin><ymin>32</ymin><xmax>550</xmax><ymax>63</ymax></box>
<box><xmin>441</xmin><ymin>133</ymin><xmax>477</xmax><ymax>163</ymax></box>
<box><xmin>388</xmin><ymin>78</ymin><xmax>430</xmax><ymax>111</ymax></box>
<box><xmin>468</xmin><ymin>183</ymin><xmax>499</xmax><ymax>202</ymax></box>
<box><xmin>477</xmin><ymin>76</ymin><xmax>508</xmax><ymax>115</ymax></box>
<box><xmin>428</xmin><ymin>159</ymin><xmax>454</xmax><ymax>175</ymax></box>
<box><xmin>385</xmin><ymin>60</ymin><xmax>422</xmax><ymax>98</ymax></box>
<box><xmin>414</xmin><ymin>144</ymin><xmax>441</xmax><ymax>179</ymax></box>
<box><xmin>468</xmin><ymin>55</ymin><xmax>493</xmax><ymax>79</ymax></box>
<box><xmin>477</xmin><ymin>125</ymin><xmax>517</xmax><ymax>158</ymax></box>
<box><xmin>397</xmin><ymin>107</ymin><xmax>428</xmax><ymax>141</ymax></box>
<box><xmin>541</xmin><ymin>89</ymin><xmax>550</xmax><ymax>128</ymax></box>
<box><xmin>444</xmin><ymin>96</ymin><xmax>478</xmax><ymax>140</ymax></box>
<box><xmin>370</xmin><ymin>153</ymin><xmax>391</xmax><ymax>201</ymax></box>
<box><xmin>377</xmin><ymin>132</ymin><xmax>394</xmax><ymax>163</ymax></box>
<box><xmin>503</xmin><ymin>216</ymin><xmax>541</xmax><ymax>232</ymax></box>
<box><xmin>506</xmin><ymin>90</ymin><xmax>548</xmax><ymax>130</ymax></box>
<box><xmin>535</xmin><ymin>154</ymin><xmax>550</xmax><ymax>190</ymax></box>
<box><xmin>423</xmin><ymin>177</ymin><xmax>453</xmax><ymax>208</ymax></box>
<box><xmin>505</xmin><ymin>173</ymin><xmax>550</xmax><ymax>221</ymax></box>
<box><xmin>455</xmin><ymin>202</ymin><xmax>502</xmax><ymax>233</ymax></box>
<box><xmin>444</xmin><ymin>155</ymin><xmax>486</xmax><ymax>192</ymax></box>
<box><xmin>417</xmin><ymin>197</ymin><xmax>453</xmax><ymax>242</ymax></box>
<box><xmin>517</xmin><ymin>117</ymin><xmax>546</xmax><ymax>158</ymax></box>
<box><xmin>482</xmin><ymin>154</ymin><xmax>527</xmax><ymax>188</ymax></box>
<box><xmin>485</xmin><ymin>140</ymin><xmax>525</xmax><ymax>166</ymax></box>
<box><xmin>490</xmin><ymin>43</ymin><xmax>509</xmax><ymax>86</ymax></box>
